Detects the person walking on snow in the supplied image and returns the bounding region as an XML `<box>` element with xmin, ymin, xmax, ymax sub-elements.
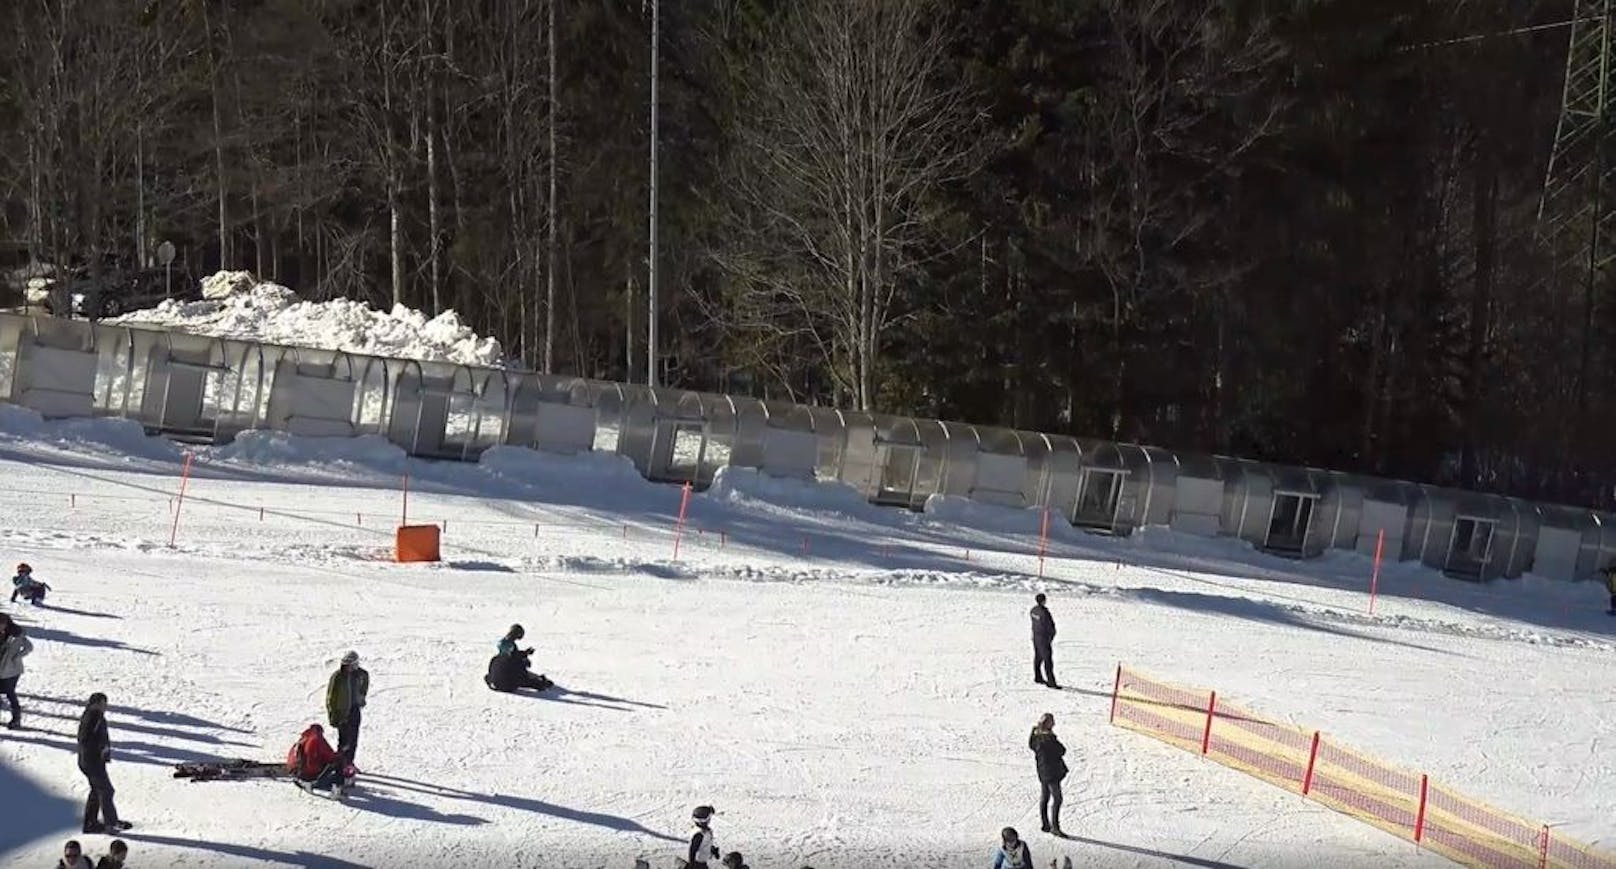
<box><xmin>76</xmin><ymin>692</ymin><xmax>130</xmax><ymax>834</ymax></box>
<box><xmin>685</xmin><ymin>805</ymin><xmax>720</xmax><ymax>868</ymax></box>
<box><xmin>1029</xmin><ymin>593</ymin><xmax>1058</xmax><ymax>689</ymax></box>
<box><xmin>1604</xmin><ymin>564</ymin><xmax>1616</xmax><ymax>615</ymax></box>
<box><xmin>0</xmin><ymin>613</ymin><xmax>34</xmax><ymax>729</ymax></box>
<box><xmin>11</xmin><ymin>562</ymin><xmax>50</xmax><ymax>605</ymax></box>
<box><xmin>993</xmin><ymin>826</ymin><xmax>1034</xmax><ymax>869</ymax></box>
<box><xmin>1029</xmin><ymin>713</ymin><xmax>1068</xmax><ymax>836</ymax></box>
<box><xmin>325</xmin><ymin>651</ymin><xmax>369</xmax><ymax>762</ymax></box>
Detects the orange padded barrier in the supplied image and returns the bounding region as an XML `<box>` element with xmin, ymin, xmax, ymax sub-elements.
<box><xmin>1109</xmin><ymin>665</ymin><xmax>1616</xmax><ymax>869</ymax></box>
<box><xmin>395</xmin><ymin>524</ymin><xmax>441</xmax><ymax>563</ymax></box>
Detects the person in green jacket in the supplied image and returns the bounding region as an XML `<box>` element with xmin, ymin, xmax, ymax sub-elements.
<box><xmin>325</xmin><ymin>651</ymin><xmax>369</xmax><ymax>762</ymax></box>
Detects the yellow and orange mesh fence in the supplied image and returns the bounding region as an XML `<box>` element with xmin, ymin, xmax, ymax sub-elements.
<box><xmin>1108</xmin><ymin>665</ymin><xmax>1616</xmax><ymax>869</ymax></box>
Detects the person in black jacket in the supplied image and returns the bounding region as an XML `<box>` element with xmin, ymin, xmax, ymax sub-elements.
<box><xmin>485</xmin><ymin>627</ymin><xmax>553</xmax><ymax>693</ymax></box>
<box><xmin>76</xmin><ymin>693</ymin><xmax>129</xmax><ymax>834</ymax></box>
<box><xmin>1029</xmin><ymin>712</ymin><xmax>1068</xmax><ymax>836</ymax></box>
<box><xmin>1029</xmin><ymin>593</ymin><xmax>1058</xmax><ymax>689</ymax></box>
<box><xmin>94</xmin><ymin>839</ymin><xmax>127</xmax><ymax>869</ymax></box>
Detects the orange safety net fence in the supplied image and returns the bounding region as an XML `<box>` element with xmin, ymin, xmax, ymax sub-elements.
<box><xmin>1108</xmin><ymin>665</ymin><xmax>1615</xmax><ymax>869</ymax></box>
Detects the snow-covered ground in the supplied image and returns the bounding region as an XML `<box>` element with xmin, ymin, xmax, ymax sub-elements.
<box><xmin>0</xmin><ymin>408</ymin><xmax>1612</xmax><ymax>868</ymax></box>
<box><xmin>107</xmin><ymin>273</ymin><xmax>504</xmax><ymax>367</ymax></box>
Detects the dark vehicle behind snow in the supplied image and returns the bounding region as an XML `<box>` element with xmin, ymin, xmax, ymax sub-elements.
<box><xmin>47</xmin><ymin>266</ymin><xmax>201</xmax><ymax>319</ymax></box>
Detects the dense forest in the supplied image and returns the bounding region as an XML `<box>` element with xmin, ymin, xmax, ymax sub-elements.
<box><xmin>0</xmin><ymin>0</ymin><xmax>1612</xmax><ymax>508</ymax></box>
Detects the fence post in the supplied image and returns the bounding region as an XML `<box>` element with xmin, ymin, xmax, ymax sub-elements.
<box><xmin>1109</xmin><ymin>664</ymin><xmax>1122</xmax><ymax>724</ymax></box>
<box><xmin>168</xmin><ymin>452</ymin><xmax>195</xmax><ymax>548</ymax></box>
<box><xmin>1301</xmin><ymin>731</ymin><xmax>1321</xmax><ymax>796</ymax></box>
<box><xmin>1200</xmin><ymin>691</ymin><xmax>1217</xmax><ymax>755</ymax></box>
<box><xmin>1037</xmin><ymin>507</ymin><xmax>1051</xmax><ymax>578</ymax></box>
<box><xmin>1369</xmin><ymin>528</ymin><xmax>1385</xmax><ymax>615</ymax></box>
<box><xmin>1414</xmin><ymin>774</ymin><xmax>1429</xmax><ymax>844</ymax></box>
<box><xmin>1538</xmin><ymin>825</ymin><xmax>1550</xmax><ymax>869</ymax></box>
<box><xmin>401</xmin><ymin>472</ymin><xmax>410</xmax><ymax>526</ymax></box>
<box><xmin>671</xmin><ymin>482</ymin><xmax>693</xmax><ymax>560</ymax></box>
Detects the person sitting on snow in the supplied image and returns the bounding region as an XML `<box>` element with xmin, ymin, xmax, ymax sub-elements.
<box><xmin>497</xmin><ymin>624</ymin><xmax>529</xmax><ymax>657</ymax></box>
<box><xmin>10</xmin><ymin>563</ymin><xmax>49</xmax><ymax>605</ymax></box>
<box><xmin>56</xmin><ymin>839</ymin><xmax>93</xmax><ymax>869</ymax></box>
<box><xmin>94</xmin><ymin>839</ymin><xmax>128</xmax><ymax>869</ymax></box>
<box><xmin>485</xmin><ymin>624</ymin><xmax>552</xmax><ymax>693</ymax></box>
<box><xmin>286</xmin><ymin>723</ymin><xmax>354</xmax><ymax>797</ymax></box>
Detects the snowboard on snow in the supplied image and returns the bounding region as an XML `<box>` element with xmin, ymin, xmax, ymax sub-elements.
<box><xmin>173</xmin><ymin>759</ymin><xmax>288</xmax><ymax>782</ymax></box>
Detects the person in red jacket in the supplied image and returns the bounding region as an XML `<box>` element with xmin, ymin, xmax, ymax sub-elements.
<box><xmin>286</xmin><ymin>724</ymin><xmax>353</xmax><ymax>797</ymax></box>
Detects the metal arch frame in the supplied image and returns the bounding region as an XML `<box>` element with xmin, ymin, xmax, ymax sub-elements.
<box><xmin>963</xmin><ymin>424</ymin><xmax>1030</xmax><ymax>505</ymax></box>
<box><xmin>5</xmin><ymin>305</ymin><xmax>1616</xmax><ymax>581</ymax></box>
<box><xmin>14</xmin><ymin>314</ymin><xmax>100</xmax><ymax>418</ymax></box>
<box><xmin>145</xmin><ymin>329</ymin><xmax>231</xmax><ymax>437</ymax></box>
<box><xmin>870</xmin><ymin>414</ymin><xmax>927</xmax><ymax>506</ymax></box>
<box><xmin>91</xmin><ymin>322</ymin><xmax>136</xmax><ymax>419</ymax></box>
<box><xmin>387</xmin><ymin>357</ymin><xmax>430</xmax><ymax>455</ymax></box>
<box><xmin>930</xmin><ymin>419</ymin><xmax>976</xmax><ymax>498</ymax></box>
<box><xmin>1032</xmin><ymin>433</ymin><xmax>1083</xmax><ymax>514</ymax></box>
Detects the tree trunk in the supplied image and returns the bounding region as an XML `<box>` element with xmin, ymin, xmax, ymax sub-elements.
<box><xmin>426</xmin><ymin>94</ymin><xmax>442</xmax><ymax>315</ymax></box>
<box><xmin>1459</xmin><ymin>147</ymin><xmax>1498</xmax><ymax>489</ymax></box>
<box><xmin>203</xmin><ymin>2</ymin><xmax>230</xmax><ymax>269</ymax></box>
<box><xmin>544</xmin><ymin>0</ymin><xmax>558</xmax><ymax>373</ymax></box>
<box><xmin>134</xmin><ymin>125</ymin><xmax>145</xmax><ymax>267</ymax></box>
<box><xmin>626</xmin><ymin>270</ymin><xmax>636</xmax><ymax>384</ymax></box>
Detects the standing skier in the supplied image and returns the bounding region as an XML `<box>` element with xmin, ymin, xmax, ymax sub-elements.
<box><xmin>0</xmin><ymin>614</ymin><xmax>34</xmax><ymax>729</ymax></box>
<box><xmin>992</xmin><ymin>827</ymin><xmax>1034</xmax><ymax>869</ymax></box>
<box><xmin>685</xmin><ymin>805</ymin><xmax>720</xmax><ymax>868</ymax></box>
<box><xmin>76</xmin><ymin>693</ymin><xmax>130</xmax><ymax>834</ymax></box>
<box><xmin>1029</xmin><ymin>594</ymin><xmax>1058</xmax><ymax>689</ymax></box>
<box><xmin>1028</xmin><ymin>713</ymin><xmax>1068</xmax><ymax>836</ymax></box>
<box><xmin>325</xmin><ymin>651</ymin><xmax>369</xmax><ymax>762</ymax></box>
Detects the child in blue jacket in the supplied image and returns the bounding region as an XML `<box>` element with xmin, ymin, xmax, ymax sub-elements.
<box><xmin>993</xmin><ymin>827</ymin><xmax>1033</xmax><ymax>869</ymax></box>
<box><xmin>11</xmin><ymin>563</ymin><xmax>49</xmax><ymax>605</ymax></box>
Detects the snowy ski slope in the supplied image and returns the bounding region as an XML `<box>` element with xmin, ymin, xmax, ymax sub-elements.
<box><xmin>0</xmin><ymin>407</ymin><xmax>1611</xmax><ymax>868</ymax></box>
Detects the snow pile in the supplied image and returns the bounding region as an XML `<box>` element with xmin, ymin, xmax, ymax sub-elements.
<box><xmin>200</xmin><ymin>269</ymin><xmax>258</xmax><ymax>300</ymax></box>
<box><xmin>212</xmin><ymin>430</ymin><xmax>408</xmax><ymax>473</ymax></box>
<box><xmin>922</xmin><ymin>493</ymin><xmax>1049</xmax><ymax>535</ymax></box>
<box><xmin>111</xmin><ymin>271</ymin><xmax>505</xmax><ymax>367</ymax></box>
<box><xmin>708</xmin><ymin>465</ymin><xmax>876</xmax><ymax>517</ymax></box>
<box><xmin>479</xmin><ymin>444</ymin><xmax>647</xmax><ymax>490</ymax></box>
<box><xmin>0</xmin><ymin>403</ymin><xmax>180</xmax><ymax>462</ymax></box>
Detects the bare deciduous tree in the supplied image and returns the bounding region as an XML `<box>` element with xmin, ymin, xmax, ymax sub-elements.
<box><xmin>708</xmin><ymin>0</ymin><xmax>979</xmax><ymax>409</ymax></box>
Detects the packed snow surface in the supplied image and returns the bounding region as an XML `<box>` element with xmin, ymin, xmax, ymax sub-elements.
<box><xmin>0</xmin><ymin>409</ymin><xmax>1612</xmax><ymax>867</ymax></box>
<box><xmin>108</xmin><ymin>271</ymin><xmax>504</xmax><ymax>367</ymax></box>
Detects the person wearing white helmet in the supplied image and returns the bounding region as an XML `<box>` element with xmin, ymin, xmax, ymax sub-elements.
<box><xmin>685</xmin><ymin>805</ymin><xmax>720</xmax><ymax>868</ymax></box>
<box><xmin>325</xmin><ymin>651</ymin><xmax>369</xmax><ymax>762</ymax></box>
